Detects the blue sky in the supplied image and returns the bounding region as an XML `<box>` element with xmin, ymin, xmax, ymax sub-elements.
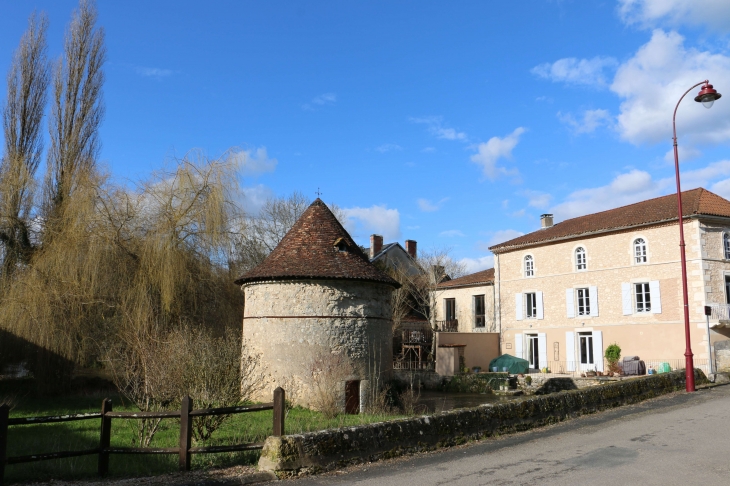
<box><xmin>2</xmin><ymin>0</ymin><xmax>730</xmax><ymax>272</ymax></box>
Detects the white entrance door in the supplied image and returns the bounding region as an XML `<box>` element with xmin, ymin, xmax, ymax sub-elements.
<box><xmin>578</xmin><ymin>332</ymin><xmax>595</xmax><ymax>371</ymax></box>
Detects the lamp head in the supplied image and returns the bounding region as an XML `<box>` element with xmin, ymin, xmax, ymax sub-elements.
<box><xmin>694</xmin><ymin>82</ymin><xmax>722</xmax><ymax>109</ymax></box>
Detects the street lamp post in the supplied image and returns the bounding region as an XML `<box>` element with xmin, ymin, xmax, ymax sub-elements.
<box><xmin>672</xmin><ymin>80</ymin><xmax>721</xmax><ymax>393</ymax></box>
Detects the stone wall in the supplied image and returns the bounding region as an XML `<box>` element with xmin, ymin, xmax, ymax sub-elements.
<box><xmin>259</xmin><ymin>369</ymin><xmax>707</xmax><ymax>476</ymax></box>
<box><xmin>716</xmin><ymin>340</ymin><xmax>730</xmax><ymax>372</ymax></box>
<box><xmin>242</xmin><ymin>279</ymin><xmax>393</xmax><ymax>406</ymax></box>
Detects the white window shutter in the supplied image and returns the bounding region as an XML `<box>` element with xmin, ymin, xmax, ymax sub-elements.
<box><xmin>565</xmin><ymin>332</ymin><xmax>576</xmax><ymax>372</ymax></box>
<box><xmin>565</xmin><ymin>288</ymin><xmax>575</xmax><ymax>318</ymax></box>
<box><xmin>649</xmin><ymin>280</ymin><xmax>662</xmax><ymax>314</ymax></box>
<box><xmin>592</xmin><ymin>330</ymin><xmax>604</xmax><ymax>372</ymax></box>
<box><xmin>589</xmin><ymin>285</ymin><xmax>599</xmax><ymax>317</ymax></box>
<box><xmin>515</xmin><ymin>293</ymin><xmax>523</xmax><ymax>321</ymax></box>
<box><xmin>536</xmin><ymin>291</ymin><xmax>544</xmax><ymax>319</ymax></box>
<box><xmin>515</xmin><ymin>333</ymin><xmax>523</xmax><ymax>359</ymax></box>
<box><xmin>621</xmin><ymin>283</ymin><xmax>632</xmax><ymax>315</ymax></box>
<box><xmin>537</xmin><ymin>333</ymin><xmax>548</xmax><ymax>369</ymax></box>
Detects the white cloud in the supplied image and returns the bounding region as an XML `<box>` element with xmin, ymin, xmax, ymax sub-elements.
<box><xmin>470</xmin><ymin>127</ymin><xmax>525</xmax><ymax>181</ymax></box>
<box><xmin>551</xmin><ymin>170</ymin><xmax>661</xmax><ymax>220</ymax></box>
<box><xmin>410</xmin><ymin>116</ymin><xmax>467</xmax><ymax>141</ymax></box>
<box><xmin>229</xmin><ymin>147</ymin><xmax>278</xmax><ymax>176</ymax></box>
<box><xmin>417</xmin><ymin>197</ymin><xmax>449</xmax><ymax>212</ymax></box>
<box><xmin>240</xmin><ymin>184</ymin><xmax>274</xmax><ymax>216</ymax></box>
<box><xmin>439</xmin><ymin>230</ymin><xmax>465</xmax><ymax>238</ymax></box>
<box><xmin>663</xmin><ymin>145</ymin><xmax>702</xmax><ymax>163</ymax></box>
<box><xmin>458</xmin><ymin>255</ymin><xmax>494</xmax><ymax>274</ymax></box>
<box><xmin>531</xmin><ymin>56</ymin><xmax>618</xmax><ymax>86</ymax></box>
<box><xmin>488</xmin><ymin>229</ymin><xmax>525</xmax><ymax>246</ymax></box>
<box><xmin>135</xmin><ymin>66</ymin><xmax>174</xmax><ymax>78</ymax></box>
<box><xmin>618</xmin><ymin>0</ymin><xmax>730</xmax><ymax>33</ymax></box>
<box><xmin>557</xmin><ymin>109</ymin><xmax>613</xmax><ymax>134</ymax></box>
<box><xmin>548</xmin><ymin>161</ymin><xmax>730</xmax><ymax>221</ymax></box>
<box><xmin>342</xmin><ymin>205</ymin><xmax>401</xmax><ymax>241</ymax></box>
<box><xmin>611</xmin><ymin>30</ymin><xmax>730</xmax><ymax>147</ymax></box>
<box><xmin>519</xmin><ymin>190</ymin><xmax>552</xmax><ymax>209</ymax></box>
<box><xmin>375</xmin><ymin>143</ymin><xmax>402</xmax><ymax>153</ymax></box>
<box><xmin>302</xmin><ymin>93</ymin><xmax>337</xmax><ymax>110</ymax></box>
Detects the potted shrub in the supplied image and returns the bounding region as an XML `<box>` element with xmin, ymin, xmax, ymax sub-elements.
<box><xmin>605</xmin><ymin>343</ymin><xmax>622</xmax><ymax>376</ymax></box>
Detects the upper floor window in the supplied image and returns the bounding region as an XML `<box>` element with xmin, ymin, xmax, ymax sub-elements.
<box><xmin>575</xmin><ymin>247</ymin><xmax>586</xmax><ymax>271</ymax></box>
<box><xmin>444</xmin><ymin>298</ymin><xmax>456</xmax><ymax>321</ymax></box>
<box><xmin>474</xmin><ymin>294</ymin><xmax>485</xmax><ymax>328</ymax></box>
<box><xmin>525</xmin><ymin>292</ymin><xmax>538</xmax><ymax>318</ymax></box>
<box><xmin>634</xmin><ymin>238</ymin><xmax>647</xmax><ymax>264</ymax></box>
<box><xmin>576</xmin><ymin>288</ymin><xmax>591</xmax><ymax>316</ymax></box>
<box><xmin>724</xmin><ymin>233</ymin><xmax>730</xmax><ymax>260</ymax></box>
<box><xmin>524</xmin><ymin>255</ymin><xmax>534</xmax><ymax>277</ymax></box>
<box><xmin>634</xmin><ymin>282</ymin><xmax>651</xmax><ymax>313</ymax></box>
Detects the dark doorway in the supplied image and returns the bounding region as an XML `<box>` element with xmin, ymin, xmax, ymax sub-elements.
<box><xmin>345</xmin><ymin>380</ymin><xmax>360</xmax><ymax>414</ymax></box>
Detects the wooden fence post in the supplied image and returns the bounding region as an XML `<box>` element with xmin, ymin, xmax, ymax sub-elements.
<box><xmin>179</xmin><ymin>396</ymin><xmax>192</xmax><ymax>471</ymax></box>
<box><xmin>0</xmin><ymin>403</ymin><xmax>9</xmax><ymax>486</ymax></box>
<box><xmin>273</xmin><ymin>387</ymin><xmax>285</xmax><ymax>437</ymax></box>
<box><xmin>98</xmin><ymin>398</ymin><xmax>112</xmax><ymax>477</ymax></box>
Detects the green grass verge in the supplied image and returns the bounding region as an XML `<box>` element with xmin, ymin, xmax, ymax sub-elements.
<box><xmin>2</xmin><ymin>383</ymin><xmax>403</xmax><ymax>483</ymax></box>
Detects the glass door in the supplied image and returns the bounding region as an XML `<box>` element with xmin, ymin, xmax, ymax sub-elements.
<box><xmin>527</xmin><ymin>334</ymin><xmax>539</xmax><ymax>369</ymax></box>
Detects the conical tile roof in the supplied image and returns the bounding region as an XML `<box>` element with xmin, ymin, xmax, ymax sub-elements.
<box><xmin>234</xmin><ymin>199</ymin><xmax>399</xmax><ymax>287</ymax></box>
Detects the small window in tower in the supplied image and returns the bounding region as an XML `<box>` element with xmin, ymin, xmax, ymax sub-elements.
<box><xmin>334</xmin><ymin>237</ymin><xmax>349</xmax><ymax>252</ymax></box>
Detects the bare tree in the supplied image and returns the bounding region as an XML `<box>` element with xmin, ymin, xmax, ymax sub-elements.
<box><xmin>231</xmin><ymin>192</ymin><xmax>347</xmax><ymax>274</ymax></box>
<box><xmin>45</xmin><ymin>0</ymin><xmax>105</xmax><ymax>229</ymax></box>
<box><xmin>400</xmin><ymin>247</ymin><xmax>466</xmax><ymax>355</ymax></box>
<box><xmin>0</xmin><ymin>12</ymin><xmax>49</xmax><ymax>280</ymax></box>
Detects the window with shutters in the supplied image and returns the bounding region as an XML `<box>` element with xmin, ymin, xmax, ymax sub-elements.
<box><xmin>576</xmin><ymin>288</ymin><xmax>591</xmax><ymax>316</ymax></box>
<box><xmin>635</xmin><ymin>282</ymin><xmax>651</xmax><ymax>312</ymax></box>
<box><xmin>634</xmin><ymin>238</ymin><xmax>647</xmax><ymax>264</ymax></box>
<box><xmin>525</xmin><ymin>292</ymin><xmax>537</xmax><ymax>319</ymax></box>
<box><xmin>724</xmin><ymin>233</ymin><xmax>730</xmax><ymax>260</ymax></box>
<box><xmin>575</xmin><ymin>247</ymin><xmax>586</xmax><ymax>271</ymax></box>
<box><xmin>524</xmin><ymin>255</ymin><xmax>534</xmax><ymax>277</ymax></box>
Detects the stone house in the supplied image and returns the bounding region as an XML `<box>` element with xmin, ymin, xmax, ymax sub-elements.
<box><xmin>234</xmin><ymin>199</ymin><xmax>399</xmax><ymax>411</ymax></box>
<box><xmin>488</xmin><ymin>188</ymin><xmax>730</xmax><ymax>373</ymax></box>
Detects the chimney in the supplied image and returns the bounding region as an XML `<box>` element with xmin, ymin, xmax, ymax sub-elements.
<box><xmin>541</xmin><ymin>214</ymin><xmax>554</xmax><ymax>229</ymax></box>
<box><xmin>370</xmin><ymin>234</ymin><xmax>383</xmax><ymax>259</ymax></box>
<box><xmin>405</xmin><ymin>239</ymin><xmax>417</xmax><ymax>258</ymax></box>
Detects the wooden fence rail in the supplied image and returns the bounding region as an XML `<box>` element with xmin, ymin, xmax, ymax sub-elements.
<box><xmin>0</xmin><ymin>387</ymin><xmax>285</xmax><ymax>485</ymax></box>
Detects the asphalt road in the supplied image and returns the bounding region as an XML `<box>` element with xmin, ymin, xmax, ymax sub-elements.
<box><xmin>286</xmin><ymin>384</ymin><xmax>730</xmax><ymax>486</ymax></box>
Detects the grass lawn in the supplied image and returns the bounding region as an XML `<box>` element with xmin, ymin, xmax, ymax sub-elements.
<box><xmin>1</xmin><ymin>379</ymin><xmax>404</xmax><ymax>484</ymax></box>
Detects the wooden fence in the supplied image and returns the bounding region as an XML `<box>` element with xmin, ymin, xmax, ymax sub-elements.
<box><xmin>0</xmin><ymin>387</ymin><xmax>285</xmax><ymax>485</ymax></box>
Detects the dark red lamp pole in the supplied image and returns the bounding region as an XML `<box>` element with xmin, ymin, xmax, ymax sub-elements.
<box><xmin>673</xmin><ymin>80</ymin><xmax>722</xmax><ymax>392</ymax></box>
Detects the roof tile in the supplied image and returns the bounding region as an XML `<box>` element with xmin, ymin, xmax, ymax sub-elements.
<box><xmin>437</xmin><ymin>268</ymin><xmax>495</xmax><ymax>289</ymax></box>
<box><xmin>489</xmin><ymin>188</ymin><xmax>730</xmax><ymax>252</ymax></box>
<box><xmin>234</xmin><ymin>199</ymin><xmax>399</xmax><ymax>287</ymax></box>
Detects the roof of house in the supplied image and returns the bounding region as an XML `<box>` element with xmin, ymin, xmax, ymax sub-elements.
<box><xmin>489</xmin><ymin>188</ymin><xmax>730</xmax><ymax>253</ymax></box>
<box><xmin>234</xmin><ymin>199</ymin><xmax>400</xmax><ymax>287</ymax></box>
<box><xmin>437</xmin><ymin>268</ymin><xmax>495</xmax><ymax>289</ymax></box>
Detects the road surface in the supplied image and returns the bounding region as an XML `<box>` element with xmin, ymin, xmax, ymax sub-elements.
<box><xmin>286</xmin><ymin>384</ymin><xmax>730</xmax><ymax>486</ymax></box>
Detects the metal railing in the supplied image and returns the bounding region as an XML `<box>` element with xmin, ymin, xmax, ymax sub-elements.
<box><xmin>435</xmin><ymin>320</ymin><xmax>458</xmax><ymax>332</ymax></box>
<box><xmin>520</xmin><ymin>359</ymin><xmax>711</xmax><ymax>377</ymax></box>
<box><xmin>393</xmin><ymin>359</ymin><xmax>435</xmax><ymax>371</ymax></box>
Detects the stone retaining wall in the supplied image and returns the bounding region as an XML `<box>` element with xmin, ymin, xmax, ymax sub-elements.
<box><xmin>716</xmin><ymin>340</ymin><xmax>730</xmax><ymax>372</ymax></box>
<box><xmin>259</xmin><ymin>369</ymin><xmax>707</xmax><ymax>476</ymax></box>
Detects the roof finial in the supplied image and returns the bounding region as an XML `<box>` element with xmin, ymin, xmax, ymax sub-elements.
<box><xmin>315</xmin><ymin>187</ymin><xmax>323</xmax><ymax>198</ymax></box>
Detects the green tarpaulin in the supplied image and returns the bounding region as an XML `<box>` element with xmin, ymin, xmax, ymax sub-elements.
<box><xmin>489</xmin><ymin>354</ymin><xmax>529</xmax><ymax>374</ymax></box>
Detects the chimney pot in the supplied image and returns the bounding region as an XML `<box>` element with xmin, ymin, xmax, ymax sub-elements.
<box><xmin>540</xmin><ymin>214</ymin><xmax>554</xmax><ymax>229</ymax></box>
<box><xmin>370</xmin><ymin>234</ymin><xmax>383</xmax><ymax>259</ymax></box>
<box><xmin>405</xmin><ymin>239</ymin><xmax>417</xmax><ymax>258</ymax></box>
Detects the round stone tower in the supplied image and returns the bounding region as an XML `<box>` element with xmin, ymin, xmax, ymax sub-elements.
<box><xmin>235</xmin><ymin>199</ymin><xmax>399</xmax><ymax>411</ymax></box>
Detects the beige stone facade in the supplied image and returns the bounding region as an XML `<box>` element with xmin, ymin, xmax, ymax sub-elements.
<box><xmin>432</xmin><ymin>284</ymin><xmax>496</xmax><ymax>333</ymax></box>
<box><xmin>242</xmin><ymin>279</ymin><xmax>393</xmax><ymax>406</ymax></box>
<box><xmin>494</xmin><ymin>218</ymin><xmax>730</xmax><ymax>373</ymax></box>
